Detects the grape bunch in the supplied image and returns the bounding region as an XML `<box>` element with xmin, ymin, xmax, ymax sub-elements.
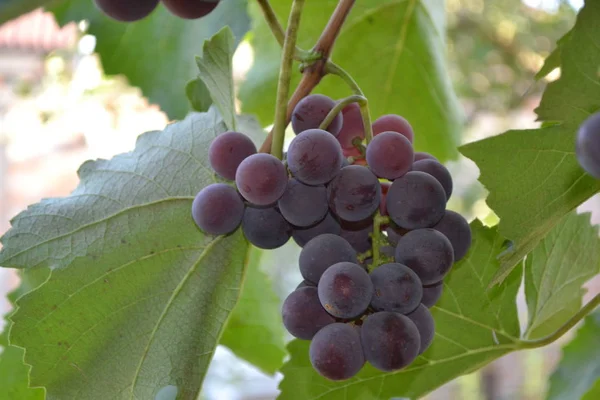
<box><xmin>191</xmin><ymin>94</ymin><xmax>472</xmax><ymax>381</ymax></box>
<box><xmin>94</xmin><ymin>0</ymin><xmax>220</xmax><ymax>22</ymax></box>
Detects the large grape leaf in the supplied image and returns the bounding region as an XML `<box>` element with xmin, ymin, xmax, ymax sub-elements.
<box><xmin>546</xmin><ymin>310</ymin><xmax>600</xmax><ymax>400</ymax></box>
<box><xmin>278</xmin><ymin>221</ymin><xmax>524</xmax><ymax>399</ymax></box>
<box><xmin>460</xmin><ymin>0</ymin><xmax>600</xmax><ymax>285</ymax></box>
<box><xmin>524</xmin><ymin>212</ymin><xmax>600</xmax><ymax>339</ymax></box>
<box><xmin>0</xmin><ymin>108</ymin><xmax>276</xmax><ymax>399</ymax></box>
<box><xmin>49</xmin><ymin>0</ymin><xmax>249</xmax><ymax>120</ymax></box>
<box><xmin>240</xmin><ymin>0</ymin><xmax>462</xmax><ymax>161</ymax></box>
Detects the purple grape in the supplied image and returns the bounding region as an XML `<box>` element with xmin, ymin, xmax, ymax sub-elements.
<box><xmin>299</xmin><ymin>234</ymin><xmax>357</xmax><ymax>284</ymax></box>
<box><xmin>412</xmin><ymin>159</ymin><xmax>453</xmax><ymax>199</ymax></box>
<box><xmin>282</xmin><ymin>287</ymin><xmax>335</xmax><ymax>340</ymax></box>
<box><xmin>361</xmin><ymin>312</ymin><xmax>420</xmax><ymax>372</ymax></box>
<box><xmin>235</xmin><ymin>153</ymin><xmax>287</xmax><ymax>206</ymax></box>
<box><xmin>340</xmin><ymin>218</ymin><xmax>373</xmax><ymax>253</ymax></box>
<box><xmin>432</xmin><ymin>210</ymin><xmax>472</xmax><ymax>261</ymax></box>
<box><xmin>328</xmin><ymin>166</ymin><xmax>381</xmax><ymax>222</ymax></box>
<box><xmin>372</xmin><ymin>114</ymin><xmax>414</xmax><ymax>143</ymax></box>
<box><xmin>421</xmin><ymin>281</ymin><xmax>443</xmax><ymax>308</ymax></box>
<box><xmin>318</xmin><ymin>262</ymin><xmax>373</xmax><ymax>319</ymax></box>
<box><xmin>337</xmin><ymin>103</ymin><xmax>365</xmax><ymax>148</ymax></box>
<box><xmin>242</xmin><ymin>207</ymin><xmax>291</xmax><ymax>249</ymax></box>
<box><xmin>94</xmin><ymin>0</ymin><xmax>159</xmax><ymax>22</ymax></box>
<box><xmin>287</xmin><ymin>129</ymin><xmax>344</xmax><ymax>185</ymax></box>
<box><xmin>386</xmin><ymin>171</ymin><xmax>446</xmax><ymax>229</ymax></box>
<box><xmin>278</xmin><ymin>179</ymin><xmax>328</xmax><ymax>227</ymax></box>
<box><xmin>292</xmin><ymin>94</ymin><xmax>343</xmax><ymax>136</ymax></box>
<box><xmin>191</xmin><ymin>183</ymin><xmax>244</xmax><ymax>235</ymax></box>
<box><xmin>385</xmin><ymin>224</ymin><xmax>408</xmax><ymax>246</ymax></box>
<box><xmin>292</xmin><ymin>213</ymin><xmax>341</xmax><ymax>247</ymax></box>
<box><xmin>209</xmin><ymin>131</ymin><xmax>257</xmax><ymax>180</ymax></box>
<box><xmin>414</xmin><ymin>152</ymin><xmax>438</xmax><ymax>162</ymax></box>
<box><xmin>162</xmin><ymin>0</ymin><xmax>220</xmax><ymax>19</ymax></box>
<box><xmin>309</xmin><ymin>323</ymin><xmax>364</xmax><ymax>380</ymax></box>
<box><xmin>366</xmin><ymin>131</ymin><xmax>414</xmax><ymax>180</ymax></box>
<box><xmin>296</xmin><ymin>280</ymin><xmax>316</xmax><ymax>290</ymax></box>
<box><xmin>576</xmin><ymin>112</ymin><xmax>600</xmax><ymax>179</ymax></box>
<box><xmin>406</xmin><ymin>304</ymin><xmax>435</xmax><ymax>354</ymax></box>
<box><xmin>395</xmin><ymin>229</ymin><xmax>454</xmax><ymax>285</ymax></box>
<box><xmin>369</xmin><ymin>263</ymin><xmax>422</xmax><ymax>314</ymax></box>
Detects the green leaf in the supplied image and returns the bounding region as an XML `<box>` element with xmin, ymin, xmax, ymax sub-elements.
<box><xmin>460</xmin><ymin>1</ymin><xmax>600</xmax><ymax>285</ymax></box>
<box><xmin>535</xmin><ymin>31</ymin><xmax>571</xmax><ymax>80</ymax></box>
<box><xmin>546</xmin><ymin>310</ymin><xmax>600</xmax><ymax>400</ymax></box>
<box><xmin>582</xmin><ymin>380</ymin><xmax>600</xmax><ymax>400</ymax></box>
<box><xmin>0</xmin><ymin>0</ymin><xmax>55</xmax><ymax>25</ymax></box>
<box><xmin>0</xmin><ymin>109</ymin><xmax>261</xmax><ymax>399</ymax></box>
<box><xmin>524</xmin><ymin>212</ymin><xmax>600</xmax><ymax>339</ymax></box>
<box><xmin>50</xmin><ymin>0</ymin><xmax>249</xmax><ymax>120</ymax></box>
<box><xmin>240</xmin><ymin>0</ymin><xmax>462</xmax><ymax>161</ymax></box>
<box><xmin>195</xmin><ymin>27</ymin><xmax>237</xmax><ymax>131</ymax></box>
<box><xmin>220</xmin><ymin>247</ymin><xmax>286</xmax><ymax>375</ymax></box>
<box><xmin>186</xmin><ymin>79</ymin><xmax>213</xmax><ymax>113</ymax></box>
<box><xmin>278</xmin><ymin>221</ymin><xmax>523</xmax><ymax>399</ymax></box>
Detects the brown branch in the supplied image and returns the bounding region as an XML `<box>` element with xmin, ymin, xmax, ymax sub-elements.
<box><xmin>259</xmin><ymin>0</ymin><xmax>356</xmax><ymax>153</ymax></box>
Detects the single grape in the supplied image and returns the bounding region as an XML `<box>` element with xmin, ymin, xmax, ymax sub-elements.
<box><xmin>386</xmin><ymin>171</ymin><xmax>446</xmax><ymax>229</ymax></box>
<box><xmin>414</xmin><ymin>152</ymin><xmax>438</xmax><ymax>162</ymax></box>
<box><xmin>242</xmin><ymin>206</ymin><xmax>291</xmax><ymax>249</ymax></box>
<box><xmin>576</xmin><ymin>112</ymin><xmax>600</xmax><ymax>179</ymax></box>
<box><xmin>412</xmin><ymin>159</ymin><xmax>453</xmax><ymax>199</ymax></box>
<box><xmin>369</xmin><ymin>263</ymin><xmax>422</xmax><ymax>314</ymax></box>
<box><xmin>296</xmin><ymin>280</ymin><xmax>316</xmax><ymax>290</ymax></box>
<box><xmin>235</xmin><ymin>153</ymin><xmax>287</xmax><ymax>206</ymax></box>
<box><xmin>406</xmin><ymin>304</ymin><xmax>435</xmax><ymax>354</ymax></box>
<box><xmin>309</xmin><ymin>323</ymin><xmax>364</xmax><ymax>380</ymax></box>
<box><xmin>208</xmin><ymin>131</ymin><xmax>257</xmax><ymax>180</ymax></box>
<box><xmin>191</xmin><ymin>183</ymin><xmax>244</xmax><ymax>235</ymax></box>
<box><xmin>340</xmin><ymin>218</ymin><xmax>373</xmax><ymax>253</ymax></box>
<box><xmin>366</xmin><ymin>131</ymin><xmax>414</xmax><ymax>179</ymax></box>
<box><xmin>291</xmin><ymin>94</ymin><xmax>343</xmax><ymax>136</ymax></box>
<box><xmin>421</xmin><ymin>281</ymin><xmax>443</xmax><ymax>308</ymax></box>
<box><xmin>337</xmin><ymin>103</ymin><xmax>365</xmax><ymax>148</ymax></box>
<box><xmin>162</xmin><ymin>0</ymin><xmax>220</xmax><ymax>19</ymax></box>
<box><xmin>318</xmin><ymin>262</ymin><xmax>373</xmax><ymax>319</ymax></box>
<box><xmin>328</xmin><ymin>165</ymin><xmax>381</xmax><ymax>222</ymax></box>
<box><xmin>94</xmin><ymin>0</ymin><xmax>159</xmax><ymax>21</ymax></box>
<box><xmin>278</xmin><ymin>179</ymin><xmax>328</xmax><ymax>227</ymax></box>
<box><xmin>292</xmin><ymin>213</ymin><xmax>341</xmax><ymax>247</ymax></box>
<box><xmin>361</xmin><ymin>312</ymin><xmax>420</xmax><ymax>372</ymax></box>
<box><xmin>432</xmin><ymin>210</ymin><xmax>472</xmax><ymax>261</ymax></box>
<box><xmin>372</xmin><ymin>114</ymin><xmax>414</xmax><ymax>143</ymax></box>
<box><xmin>395</xmin><ymin>229</ymin><xmax>454</xmax><ymax>285</ymax></box>
<box><xmin>299</xmin><ymin>234</ymin><xmax>357</xmax><ymax>284</ymax></box>
<box><xmin>282</xmin><ymin>287</ymin><xmax>335</xmax><ymax>340</ymax></box>
<box><xmin>287</xmin><ymin>129</ymin><xmax>344</xmax><ymax>185</ymax></box>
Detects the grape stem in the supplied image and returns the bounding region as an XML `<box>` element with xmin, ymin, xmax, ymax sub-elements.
<box><xmin>519</xmin><ymin>293</ymin><xmax>600</xmax><ymax>349</ymax></box>
<box><xmin>318</xmin><ymin>94</ymin><xmax>366</xmax><ymax>131</ymax></box>
<box><xmin>270</xmin><ymin>0</ymin><xmax>306</xmax><ymax>159</ymax></box>
<box><xmin>368</xmin><ymin>213</ymin><xmax>390</xmax><ymax>271</ymax></box>
<box><xmin>259</xmin><ymin>0</ymin><xmax>357</xmax><ymax>153</ymax></box>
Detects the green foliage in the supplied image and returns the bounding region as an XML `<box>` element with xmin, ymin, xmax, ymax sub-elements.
<box><xmin>278</xmin><ymin>221</ymin><xmax>523</xmax><ymax>399</ymax></box>
<box><xmin>546</xmin><ymin>311</ymin><xmax>600</xmax><ymax>400</ymax></box>
<box><xmin>186</xmin><ymin>78</ymin><xmax>213</xmax><ymax>112</ymax></box>
<box><xmin>524</xmin><ymin>212</ymin><xmax>600</xmax><ymax>339</ymax></box>
<box><xmin>460</xmin><ymin>0</ymin><xmax>600</xmax><ymax>285</ymax></box>
<box><xmin>195</xmin><ymin>27</ymin><xmax>238</xmax><ymax>131</ymax></box>
<box><xmin>240</xmin><ymin>0</ymin><xmax>462</xmax><ymax>161</ymax></box>
<box><xmin>49</xmin><ymin>0</ymin><xmax>249</xmax><ymax>120</ymax></box>
<box><xmin>0</xmin><ymin>0</ymin><xmax>50</xmax><ymax>25</ymax></box>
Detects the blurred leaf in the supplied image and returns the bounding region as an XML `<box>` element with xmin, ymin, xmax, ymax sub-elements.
<box><xmin>0</xmin><ymin>109</ymin><xmax>259</xmax><ymax>399</ymax></box>
<box><xmin>220</xmin><ymin>247</ymin><xmax>286</xmax><ymax>375</ymax></box>
<box><xmin>195</xmin><ymin>27</ymin><xmax>237</xmax><ymax>131</ymax></box>
<box><xmin>186</xmin><ymin>79</ymin><xmax>212</xmax><ymax>112</ymax></box>
<box><xmin>524</xmin><ymin>212</ymin><xmax>600</xmax><ymax>339</ymax></box>
<box><xmin>582</xmin><ymin>380</ymin><xmax>600</xmax><ymax>400</ymax></box>
<box><xmin>0</xmin><ymin>0</ymin><xmax>56</xmax><ymax>25</ymax></box>
<box><xmin>460</xmin><ymin>1</ymin><xmax>600</xmax><ymax>285</ymax></box>
<box><xmin>546</xmin><ymin>310</ymin><xmax>600</xmax><ymax>400</ymax></box>
<box><xmin>535</xmin><ymin>31</ymin><xmax>571</xmax><ymax>80</ymax></box>
<box><xmin>278</xmin><ymin>221</ymin><xmax>523</xmax><ymax>399</ymax></box>
<box><xmin>50</xmin><ymin>0</ymin><xmax>249</xmax><ymax>120</ymax></box>
<box><xmin>240</xmin><ymin>0</ymin><xmax>462</xmax><ymax>161</ymax></box>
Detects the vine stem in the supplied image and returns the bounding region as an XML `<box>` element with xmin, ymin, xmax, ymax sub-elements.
<box><xmin>520</xmin><ymin>293</ymin><xmax>600</xmax><ymax>349</ymax></box>
<box><xmin>318</xmin><ymin>94</ymin><xmax>366</xmax><ymax>131</ymax></box>
<box><xmin>325</xmin><ymin>62</ymin><xmax>374</xmax><ymax>144</ymax></box>
<box><xmin>368</xmin><ymin>213</ymin><xmax>390</xmax><ymax>271</ymax></box>
<box><xmin>270</xmin><ymin>0</ymin><xmax>306</xmax><ymax>159</ymax></box>
<box><xmin>259</xmin><ymin>0</ymin><xmax>357</xmax><ymax>153</ymax></box>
